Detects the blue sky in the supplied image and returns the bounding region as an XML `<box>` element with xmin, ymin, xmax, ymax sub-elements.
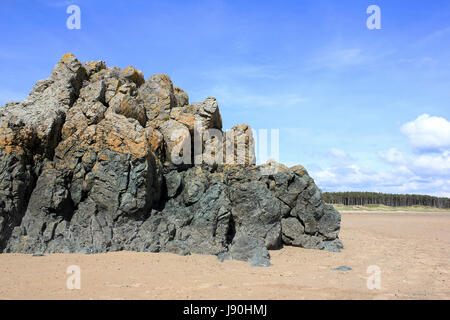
<box><xmin>1</xmin><ymin>0</ymin><xmax>449</xmax><ymax>196</ymax></box>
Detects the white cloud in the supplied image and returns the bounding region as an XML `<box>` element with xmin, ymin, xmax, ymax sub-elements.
<box><xmin>379</xmin><ymin>148</ymin><xmax>405</xmax><ymax>163</ymax></box>
<box><xmin>309</xmin><ymin>114</ymin><xmax>450</xmax><ymax>196</ymax></box>
<box><xmin>409</xmin><ymin>151</ymin><xmax>450</xmax><ymax>176</ymax></box>
<box><xmin>312</xmin><ymin>147</ymin><xmax>450</xmax><ymax>197</ymax></box>
<box><xmin>313</xmin><ymin>161</ymin><xmax>395</xmax><ymax>188</ymax></box>
<box><xmin>313</xmin><ymin>163</ymin><xmax>449</xmax><ymax>196</ymax></box>
<box><xmin>329</xmin><ymin>148</ymin><xmax>347</xmax><ymax>159</ymax></box>
<box><xmin>380</xmin><ymin>148</ymin><xmax>450</xmax><ymax>176</ymax></box>
<box><xmin>313</xmin><ymin>164</ymin><xmax>397</xmax><ymax>192</ymax></box>
<box><xmin>327</xmin><ymin>148</ymin><xmax>354</xmax><ymax>165</ymax></box>
<box><xmin>401</xmin><ymin>114</ymin><xmax>450</xmax><ymax>151</ymax></box>
<box><xmin>435</xmin><ymin>191</ymin><xmax>450</xmax><ymax>198</ymax></box>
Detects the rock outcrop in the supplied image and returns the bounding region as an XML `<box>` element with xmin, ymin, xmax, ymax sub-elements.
<box><xmin>0</xmin><ymin>54</ymin><xmax>342</xmax><ymax>266</ymax></box>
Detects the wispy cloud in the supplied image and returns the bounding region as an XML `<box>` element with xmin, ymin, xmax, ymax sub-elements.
<box><xmin>193</xmin><ymin>63</ymin><xmax>308</xmax><ymax>109</ymax></box>
<box><xmin>328</xmin><ymin>148</ymin><xmax>354</xmax><ymax>164</ymax></box>
<box><xmin>200</xmin><ymin>64</ymin><xmax>283</xmax><ymax>81</ymax></box>
<box><xmin>201</xmin><ymin>84</ymin><xmax>307</xmax><ymax>110</ymax></box>
<box><xmin>397</xmin><ymin>57</ymin><xmax>438</xmax><ymax>68</ymax></box>
<box><xmin>420</xmin><ymin>26</ymin><xmax>450</xmax><ymax>44</ymax></box>
<box><xmin>312</xmin><ymin>48</ymin><xmax>367</xmax><ymax>69</ymax></box>
<box><xmin>309</xmin><ymin>45</ymin><xmax>396</xmax><ymax>71</ymax></box>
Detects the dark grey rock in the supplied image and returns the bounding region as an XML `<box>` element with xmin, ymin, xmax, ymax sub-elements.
<box><xmin>333</xmin><ymin>265</ymin><xmax>352</xmax><ymax>271</ymax></box>
<box><xmin>229</xmin><ymin>234</ymin><xmax>271</xmax><ymax>267</ymax></box>
<box><xmin>281</xmin><ymin>217</ymin><xmax>305</xmax><ymax>244</ymax></box>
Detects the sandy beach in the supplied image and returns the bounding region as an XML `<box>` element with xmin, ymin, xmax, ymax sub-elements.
<box><xmin>0</xmin><ymin>211</ymin><xmax>448</xmax><ymax>300</ymax></box>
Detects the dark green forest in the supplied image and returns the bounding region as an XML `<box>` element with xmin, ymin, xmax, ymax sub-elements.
<box><xmin>323</xmin><ymin>192</ymin><xmax>450</xmax><ymax>208</ymax></box>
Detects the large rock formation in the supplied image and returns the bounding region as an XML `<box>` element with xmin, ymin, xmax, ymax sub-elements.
<box><xmin>0</xmin><ymin>54</ymin><xmax>342</xmax><ymax>266</ymax></box>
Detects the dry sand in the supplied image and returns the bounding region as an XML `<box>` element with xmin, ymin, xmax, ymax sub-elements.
<box><xmin>0</xmin><ymin>211</ymin><xmax>449</xmax><ymax>300</ymax></box>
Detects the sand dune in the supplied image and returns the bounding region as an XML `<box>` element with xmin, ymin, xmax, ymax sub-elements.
<box><xmin>0</xmin><ymin>211</ymin><xmax>449</xmax><ymax>300</ymax></box>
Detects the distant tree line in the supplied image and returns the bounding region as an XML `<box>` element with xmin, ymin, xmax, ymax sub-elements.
<box><xmin>323</xmin><ymin>192</ymin><xmax>450</xmax><ymax>208</ymax></box>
